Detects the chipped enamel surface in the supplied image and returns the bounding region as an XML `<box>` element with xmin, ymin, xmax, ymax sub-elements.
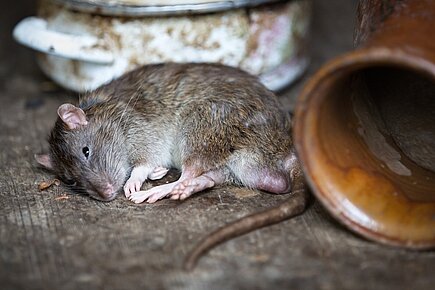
<box><xmin>14</xmin><ymin>0</ymin><xmax>311</xmax><ymax>92</ymax></box>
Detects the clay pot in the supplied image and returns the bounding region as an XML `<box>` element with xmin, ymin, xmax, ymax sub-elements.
<box><xmin>294</xmin><ymin>0</ymin><xmax>435</xmax><ymax>248</ymax></box>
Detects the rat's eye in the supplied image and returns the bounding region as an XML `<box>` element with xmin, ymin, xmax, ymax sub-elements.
<box><xmin>63</xmin><ymin>177</ymin><xmax>77</xmax><ymax>187</ymax></box>
<box><xmin>82</xmin><ymin>146</ymin><xmax>90</xmax><ymax>159</ymax></box>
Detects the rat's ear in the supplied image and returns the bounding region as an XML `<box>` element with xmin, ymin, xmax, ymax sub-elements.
<box><xmin>35</xmin><ymin>154</ymin><xmax>53</xmax><ymax>170</ymax></box>
<box><xmin>57</xmin><ymin>103</ymin><xmax>88</xmax><ymax>130</ymax></box>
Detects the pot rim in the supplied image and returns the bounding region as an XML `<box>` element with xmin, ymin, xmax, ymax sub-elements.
<box><xmin>53</xmin><ymin>0</ymin><xmax>285</xmax><ymax>16</ymax></box>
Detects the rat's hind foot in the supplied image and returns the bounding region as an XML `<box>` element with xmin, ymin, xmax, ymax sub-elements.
<box><xmin>148</xmin><ymin>166</ymin><xmax>169</xmax><ymax>180</ymax></box>
<box><xmin>170</xmin><ymin>176</ymin><xmax>215</xmax><ymax>200</ymax></box>
<box><xmin>129</xmin><ymin>182</ymin><xmax>175</xmax><ymax>204</ymax></box>
<box><xmin>129</xmin><ymin>169</ymin><xmax>226</xmax><ymax>203</ymax></box>
<box><xmin>170</xmin><ymin>171</ymin><xmax>226</xmax><ymax>200</ymax></box>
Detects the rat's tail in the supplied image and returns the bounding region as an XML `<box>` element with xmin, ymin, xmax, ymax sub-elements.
<box><xmin>183</xmin><ymin>180</ymin><xmax>308</xmax><ymax>271</ymax></box>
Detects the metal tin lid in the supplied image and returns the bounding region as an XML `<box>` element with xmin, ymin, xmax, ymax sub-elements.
<box><xmin>53</xmin><ymin>0</ymin><xmax>284</xmax><ymax>16</ymax></box>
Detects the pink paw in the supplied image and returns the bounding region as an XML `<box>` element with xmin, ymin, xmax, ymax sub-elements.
<box><xmin>148</xmin><ymin>166</ymin><xmax>169</xmax><ymax>180</ymax></box>
<box><xmin>170</xmin><ymin>179</ymin><xmax>206</xmax><ymax>200</ymax></box>
<box><xmin>123</xmin><ymin>178</ymin><xmax>143</xmax><ymax>198</ymax></box>
<box><xmin>129</xmin><ymin>190</ymin><xmax>154</xmax><ymax>204</ymax></box>
<box><xmin>129</xmin><ymin>183</ymin><xmax>173</xmax><ymax>204</ymax></box>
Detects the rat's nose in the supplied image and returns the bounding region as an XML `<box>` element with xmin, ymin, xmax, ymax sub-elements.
<box><xmin>98</xmin><ymin>183</ymin><xmax>116</xmax><ymax>201</ymax></box>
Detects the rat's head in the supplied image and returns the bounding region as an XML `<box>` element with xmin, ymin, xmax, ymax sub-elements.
<box><xmin>36</xmin><ymin>103</ymin><xmax>130</xmax><ymax>201</ymax></box>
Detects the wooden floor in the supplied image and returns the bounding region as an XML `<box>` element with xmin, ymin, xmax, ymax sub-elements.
<box><xmin>1</xmin><ymin>1</ymin><xmax>434</xmax><ymax>289</ymax></box>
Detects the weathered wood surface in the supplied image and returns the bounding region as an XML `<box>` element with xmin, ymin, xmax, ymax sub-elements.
<box><xmin>1</xmin><ymin>1</ymin><xmax>434</xmax><ymax>289</ymax></box>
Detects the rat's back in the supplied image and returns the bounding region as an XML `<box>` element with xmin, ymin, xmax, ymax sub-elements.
<box><xmin>80</xmin><ymin>63</ymin><xmax>284</xmax><ymax>119</ymax></box>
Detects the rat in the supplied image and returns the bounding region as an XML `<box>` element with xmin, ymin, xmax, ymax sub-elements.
<box><xmin>35</xmin><ymin>63</ymin><xmax>308</xmax><ymax>270</ymax></box>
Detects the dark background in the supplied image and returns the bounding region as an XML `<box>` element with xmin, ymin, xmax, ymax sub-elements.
<box><xmin>1</xmin><ymin>1</ymin><xmax>434</xmax><ymax>289</ymax></box>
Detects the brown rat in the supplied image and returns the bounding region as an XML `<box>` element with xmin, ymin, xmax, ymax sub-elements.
<box><xmin>35</xmin><ymin>63</ymin><xmax>308</xmax><ymax>269</ymax></box>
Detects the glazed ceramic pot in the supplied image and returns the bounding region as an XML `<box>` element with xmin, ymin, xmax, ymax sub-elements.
<box><xmin>295</xmin><ymin>0</ymin><xmax>435</xmax><ymax>248</ymax></box>
<box><xmin>13</xmin><ymin>0</ymin><xmax>311</xmax><ymax>92</ymax></box>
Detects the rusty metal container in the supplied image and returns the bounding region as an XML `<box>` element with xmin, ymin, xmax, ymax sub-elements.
<box><xmin>295</xmin><ymin>0</ymin><xmax>435</xmax><ymax>248</ymax></box>
<box><xmin>13</xmin><ymin>0</ymin><xmax>311</xmax><ymax>92</ymax></box>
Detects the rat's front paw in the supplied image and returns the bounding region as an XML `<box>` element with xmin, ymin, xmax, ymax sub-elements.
<box><xmin>123</xmin><ymin>178</ymin><xmax>143</xmax><ymax>198</ymax></box>
<box><xmin>148</xmin><ymin>166</ymin><xmax>169</xmax><ymax>180</ymax></box>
